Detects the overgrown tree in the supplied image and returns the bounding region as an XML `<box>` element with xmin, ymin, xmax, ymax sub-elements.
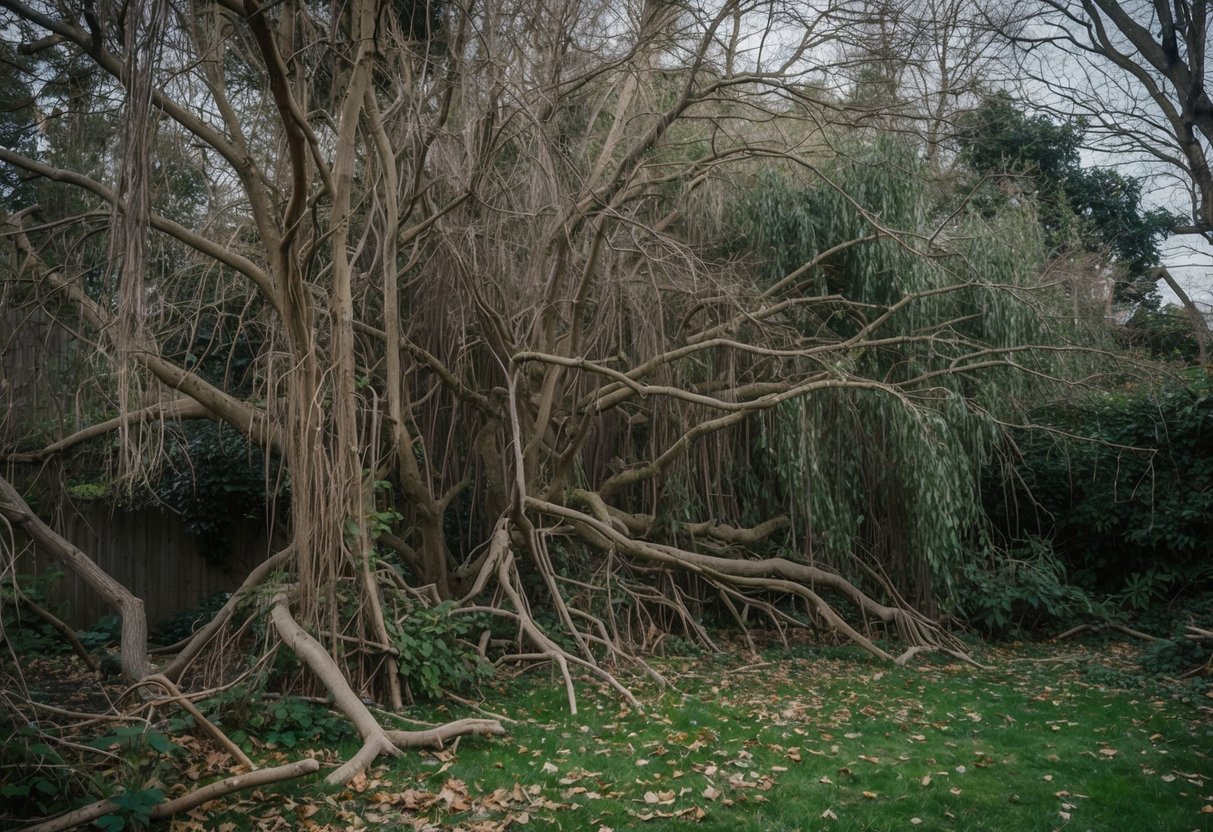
<box><xmin>0</xmin><ymin>0</ymin><xmax>1122</xmax><ymax>819</ymax></box>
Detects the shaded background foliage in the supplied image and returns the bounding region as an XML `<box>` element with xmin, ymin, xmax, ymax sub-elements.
<box><xmin>987</xmin><ymin>373</ymin><xmax>1213</xmax><ymax>604</ymax></box>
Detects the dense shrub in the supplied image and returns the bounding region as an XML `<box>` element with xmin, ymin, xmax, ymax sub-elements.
<box><xmin>955</xmin><ymin>537</ymin><xmax>1100</xmax><ymax>637</ymax></box>
<box><xmin>988</xmin><ymin>373</ymin><xmax>1213</xmax><ymax>602</ymax></box>
<box><xmin>149</xmin><ymin>592</ymin><xmax>230</xmax><ymax>646</ymax></box>
<box><xmin>142</xmin><ymin>421</ymin><xmax>283</xmax><ymax>561</ymax></box>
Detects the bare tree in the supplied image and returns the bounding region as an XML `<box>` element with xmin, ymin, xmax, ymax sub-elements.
<box><xmin>1005</xmin><ymin>0</ymin><xmax>1213</xmax><ymax>356</ymax></box>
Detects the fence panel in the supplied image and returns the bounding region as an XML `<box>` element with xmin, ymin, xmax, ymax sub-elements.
<box><xmin>12</xmin><ymin>502</ymin><xmax>274</xmax><ymax>629</ymax></box>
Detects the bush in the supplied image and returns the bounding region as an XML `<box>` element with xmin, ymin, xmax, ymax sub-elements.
<box><xmin>988</xmin><ymin>373</ymin><xmax>1213</xmax><ymax>604</ymax></box>
<box><xmin>1136</xmin><ymin>594</ymin><xmax>1213</xmax><ymax>686</ymax></box>
<box><xmin>1140</xmin><ymin>634</ymin><xmax>1207</xmax><ymax>678</ymax></box>
<box><xmin>384</xmin><ymin>599</ymin><xmax>492</xmax><ymax>700</ymax></box>
<box><xmin>203</xmin><ymin>681</ymin><xmax>352</xmax><ymax>752</ymax></box>
<box><xmin>140</xmin><ymin>421</ymin><xmax>283</xmax><ymax>562</ymax></box>
<box><xmin>956</xmin><ymin>538</ymin><xmax>1101</xmax><ymax>637</ymax></box>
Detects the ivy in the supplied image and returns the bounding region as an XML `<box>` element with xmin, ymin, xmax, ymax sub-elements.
<box><xmin>141</xmin><ymin>421</ymin><xmax>284</xmax><ymax>562</ymax></box>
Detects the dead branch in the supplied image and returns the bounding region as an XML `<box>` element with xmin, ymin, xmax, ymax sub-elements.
<box><xmin>527</xmin><ymin>497</ymin><xmax>958</xmax><ymax>663</ymax></box>
<box><xmin>16</xmin><ymin>759</ymin><xmax>320</xmax><ymax>832</ymax></box>
<box><xmin>126</xmin><ymin>674</ymin><xmax>256</xmax><ymax>771</ymax></box>
<box><xmin>162</xmin><ymin>547</ymin><xmax>292</xmax><ymax>681</ymax></box>
<box><xmin>1055</xmin><ymin>623</ymin><xmax>1164</xmax><ymax>642</ymax></box>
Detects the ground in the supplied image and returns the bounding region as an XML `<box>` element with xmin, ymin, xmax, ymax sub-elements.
<box><xmin>4</xmin><ymin>637</ymin><xmax>1211</xmax><ymax>832</ymax></box>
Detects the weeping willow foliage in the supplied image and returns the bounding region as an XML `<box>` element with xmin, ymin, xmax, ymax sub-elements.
<box><xmin>731</xmin><ymin>141</ymin><xmax>1080</xmax><ymax>608</ymax></box>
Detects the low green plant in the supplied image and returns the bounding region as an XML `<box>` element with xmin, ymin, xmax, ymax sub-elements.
<box><xmin>1118</xmin><ymin>567</ymin><xmax>1178</xmax><ymax>611</ymax></box>
<box><xmin>384</xmin><ymin>599</ymin><xmax>491</xmax><ymax>700</ymax></box>
<box><xmin>232</xmin><ymin>697</ymin><xmax>352</xmax><ymax>751</ymax></box>
<box><xmin>66</xmin><ymin>481</ymin><xmax>109</xmax><ymax>501</ymax></box>
<box><xmin>88</xmin><ymin>725</ymin><xmax>180</xmax><ymax>831</ymax></box>
<box><xmin>77</xmin><ymin>615</ymin><xmax>122</xmax><ymax>650</ymax></box>
<box><xmin>95</xmin><ymin>788</ymin><xmax>165</xmax><ymax>832</ymax></box>
<box><xmin>0</xmin><ymin>571</ymin><xmax>70</xmax><ymax>657</ymax></box>
<box><xmin>660</xmin><ymin>635</ymin><xmax>705</xmax><ymax>657</ymax></box>
<box><xmin>1081</xmin><ymin>662</ymin><xmax>1145</xmax><ymax>690</ymax></box>
<box><xmin>205</xmin><ymin>684</ymin><xmax>351</xmax><ymax>752</ymax></box>
<box><xmin>957</xmin><ymin>538</ymin><xmax>1101</xmax><ymax>637</ymax></box>
<box><xmin>0</xmin><ymin>724</ymin><xmax>79</xmax><ymax>819</ymax></box>
<box><xmin>1140</xmin><ymin>632</ymin><xmax>1208</xmax><ymax>678</ymax></box>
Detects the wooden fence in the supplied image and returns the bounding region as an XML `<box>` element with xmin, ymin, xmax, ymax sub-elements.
<box><xmin>4</xmin><ymin>303</ymin><xmax>276</xmax><ymax>629</ymax></box>
<box><xmin>11</xmin><ymin>500</ymin><xmax>275</xmax><ymax>629</ymax></box>
<box><xmin>1</xmin><ymin>304</ymin><xmax>78</xmax><ymax>450</ymax></box>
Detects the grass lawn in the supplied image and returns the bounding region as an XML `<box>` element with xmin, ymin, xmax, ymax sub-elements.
<box><xmin>184</xmin><ymin>639</ymin><xmax>1213</xmax><ymax>832</ymax></box>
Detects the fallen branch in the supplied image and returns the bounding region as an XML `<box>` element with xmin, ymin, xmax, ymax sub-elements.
<box><xmin>0</xmin><ymin>474</ymin><xmax>150</xmax><ymax>680</ymax></box>
<box><xmin>526</xmin><ymin>497</ymin><xmax>956</xmax><ymax>662</ymax></box>
<box><xmin>269</xmin><ymin>597</ymin><xmax>504</xmax><ymax>784</ymax></box>
<box><xmin>1055</xmin><ymin>623</ymin><xmax>1163</xmax><ymax>643</ymax></box>
<box><xmin>128</xmin><ymin>674</ymin><xmax>256</xmax><ymax>772</ymax></box>
<box><xmin>16</xmin><ymin>759</ymin><xmax>320</xmax><ymax>832</ymax></box>
<box><xmin>162</xmin><ymin>546</ymin><xmax>292</xmax><ymax>680</ymax></box>
<box><xmin>894</xmin><ymin>644</ymin><xmax>992</xmax><ymax>671</ymax></box>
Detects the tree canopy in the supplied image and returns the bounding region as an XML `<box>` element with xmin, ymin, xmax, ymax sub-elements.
<box><xmin>959</xmin><ymin>92</ymin><xmax>1179</xmax><ymax>305</ymax></box>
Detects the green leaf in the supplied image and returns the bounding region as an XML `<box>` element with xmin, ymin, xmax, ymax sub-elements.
<box><xmin>95</xmin><ymin>814</ymin><xmax>127</xmax><ymax>832</ymax></box>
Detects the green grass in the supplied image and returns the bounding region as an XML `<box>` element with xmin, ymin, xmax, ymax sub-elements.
<box><xmin>196</xmin><ymin>642</ymin><xmax>1212</xmax><ymax>832</ymax></box>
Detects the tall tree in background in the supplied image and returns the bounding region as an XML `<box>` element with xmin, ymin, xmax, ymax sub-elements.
<box><xmin>839</xmin><ymin>0</ymin><xmax>1024</xmax><ymax>166</ymax></box>
<box><xmin>958</xmin><ymin>92</ymin><xmax>1179</xmax><ymax>307</ymax></box>
<box><xmin>1008</xmin><ymin>0</ymin><xmax>1213</xmax><ymax>360</ymax></box>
